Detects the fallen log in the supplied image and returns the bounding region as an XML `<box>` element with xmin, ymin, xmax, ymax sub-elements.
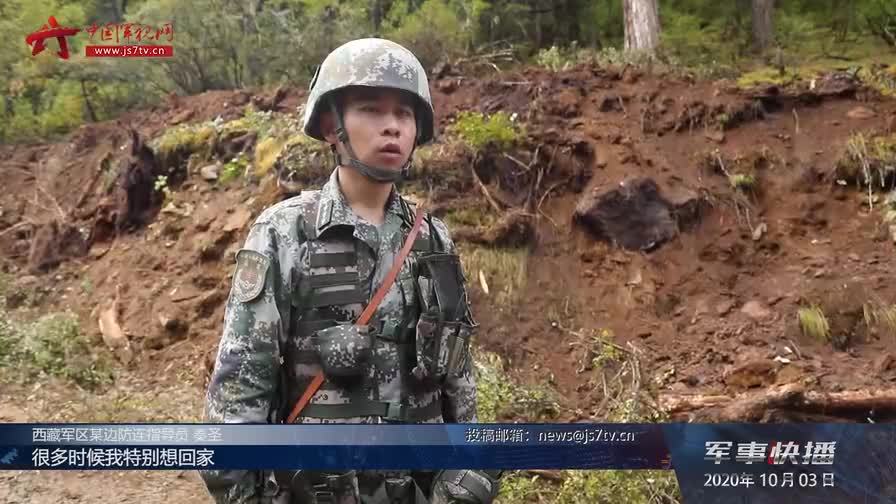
<box><xmin>660</xmin><ymin>384</ymin><xmax>896</xmax><ymax>422</ymax></box>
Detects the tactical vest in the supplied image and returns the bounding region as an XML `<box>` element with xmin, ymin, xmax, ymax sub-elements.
<box><xmin>279</xmin><ymin>190</ymin><xmax>448</xmax><ymax>424</ymax></box>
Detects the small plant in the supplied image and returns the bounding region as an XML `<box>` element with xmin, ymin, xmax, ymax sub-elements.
<box><xmin>715</xmin><ymin>112</ymin><xmax>732</xmax><ymax>128</ymax></box>
<box><xmin>569</xmin><ymin>327</ymin><xmax>624</xmax><ymax>370</ymax></box>
<box><xmin>0</xmin><ymin>308</ymin><xmax>16</xmax><ymax>367</ymax></box>
<box><xmin>444</xmin><ymin>207</ymin><xmax>495</xmax><ymax>228</ymax></box>
<box><xmin>80</xmin><ymin>279</ymin><xmax>94</xmax><ymax>295</ymax></box>
<box><xmin>592</xmin><ymin>329</ymin><xmax>624</xmax><ymax>368</ymax></box>
<box><xmin>535</xmin><ymin>45</ymin><xmax>571</xmax><ymax>72</ymax></box>
<box><xmin>876</xmin><ymin>305</ymin><xmax>896</xmax><ymax>336</ymax></box>
<box><xmin>798</xmin><ymin>305</ymin><xmax>831</xmax><ymax>342</ymax></box>
<box><xmin>0</xmin><ymin>308</ymin><xmax>113</xmax><ymax>388</ymax></box>
<box><xmin>451</xmin><ymin>111</ymin><xmax>523</xmax><ymax>152</ymax></box>
<box><xmin>840</xmin><ymin>133</ymin><xmax>896</xmax><ymax>188</ymax></box>
<box><xmin>863</xmin><ymin>299</ymin><xmax>896</xmax><ymax>337</ymax></box>
<box><xmin>154</xmin><ymin>175</ymin><xmax>172</xmax><ymax>200</ymax></box>
<box><xmin>151</xmin><ymin>123</ymin><xmax>217</xmax><ymax>174</ymax></box>
<box><xmin>729</xmin><ymin>173</ymin><xmax>757</xmax><ymax>191</ymax></box>
<box><xmin>474</xmin><ymin>350</ymin><xmax>559</xmax><ymax>422</ymax></box>
<box><xmin>220</xmin><ymin>154</ymin><xmax>249</xmax><ymax>184</ymax></box>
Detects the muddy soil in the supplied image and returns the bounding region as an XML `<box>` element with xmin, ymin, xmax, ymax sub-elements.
<box><xmin>2</xmin><ymin>65</ymin><xmax>896</xmax><ymax>501</ymax></box>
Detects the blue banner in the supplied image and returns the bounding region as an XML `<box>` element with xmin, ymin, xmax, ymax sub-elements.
<box><xmin>0</xmin><ymin>423</ymin><xmax>670</xmax><ymax>470</ymax></box>
<box><xmin>2</xmin><ymin>422</ymin><xmax>895</xmax><ymax>503</ymax></box>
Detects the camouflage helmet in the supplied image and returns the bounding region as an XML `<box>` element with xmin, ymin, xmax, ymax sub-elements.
<box><xmin>302</xmin><ymin>38</ymin><xmax>435</xmax><ymax>145</ymax></box>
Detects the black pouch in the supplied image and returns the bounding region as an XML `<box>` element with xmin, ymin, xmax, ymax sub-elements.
<box><xmin>277</xmin><ymin>470</ymin><xmax>361</xmax><ymax>504</ymax></box>
<box><xmin>416</xmin><ymin>253</ymin><xmax>468</xmax><ymax>321</ymax></box>
<box><xmin>412</xmin><ymin>253</ymin><xmax>473</xmax><ymax>382</ymax></box>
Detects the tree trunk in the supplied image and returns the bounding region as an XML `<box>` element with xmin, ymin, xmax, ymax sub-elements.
<box><xmin>371</xmin><ymin>0</ymin><xmax>383</xmax><ymax>34</ymax></box>
<box><xmin>622</xmin><ymin>0</ymin><xmax>660</xmax><ymax>53</ymax></box>
<box><xmin>751</xmin><ymin>0</ymin><xmax>775</xmax><ymax>53</ymax></box>
<box><xmin>535</xmin><ymin>5</ymin><xmax>543</xmax><ymax>49</ymax></box>
<box><xmin>565</xmin><ymin>0</ymin><xmax>581</xmax><ymax>45</ymax></box>
<box><xmin>80</xmin><ymin>79</ymin><xmax>98</xmax><ymax>123</ymax></box>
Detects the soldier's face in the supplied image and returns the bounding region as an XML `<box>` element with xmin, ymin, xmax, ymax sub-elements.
<box><xmin>323</xmin><ymin>87</ymin><xmax>417</xmax><ymax>172</ymax></box>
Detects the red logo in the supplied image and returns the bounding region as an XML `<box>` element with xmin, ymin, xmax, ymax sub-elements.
<box><xmin>25</xmin><ymin>16</ymin><xmax>81</xmax><ymax>60</ymax></box>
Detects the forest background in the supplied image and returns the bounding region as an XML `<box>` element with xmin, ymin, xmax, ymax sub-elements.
<box><xmin>2</xmin><ymin>0</ymin><xmax>895</xmax><ymax>144</ymax></box>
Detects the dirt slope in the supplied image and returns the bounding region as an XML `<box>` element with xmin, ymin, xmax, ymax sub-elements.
<box><xmin>2</xmin><ymin>63</ymin><xmax>896</xmax><ymax>501</ymax></box>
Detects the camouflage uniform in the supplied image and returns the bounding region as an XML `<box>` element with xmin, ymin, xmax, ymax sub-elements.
<box><xmin>202</xmin><ymin>168</ymin><xmax>482</xmax><ymax>503</ymax></box>
<box><xmin>201</xmin><ymin>37</ymin><xmax>499</xmax><ymax>504</ymax></box>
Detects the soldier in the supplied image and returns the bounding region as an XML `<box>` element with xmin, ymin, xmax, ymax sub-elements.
<box><xmin>200</xmin><ymin>38</ymin><xmax>502</xmax><ymax>504</ymax></box>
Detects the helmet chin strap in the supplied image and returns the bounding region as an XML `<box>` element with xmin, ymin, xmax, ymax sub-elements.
<box><xmin>328</xmin><ymin>98</ymin><xmax>419</xmax><ymax>184</ymax></box>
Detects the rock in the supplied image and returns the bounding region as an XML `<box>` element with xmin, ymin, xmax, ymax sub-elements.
<box><xmin>695</xmin><ymin>298</ymin><xmax>710</xmax><ymax>316</ymax></box>
<box><xmin>16</xmin><ymin>275</ymin><xmax>39</xmax><ymax>287</ymax></box>
<box><xmin>201</xmin><ymin>163</ymin><xmax>221</xmax><ymax>181</ymax></box>
<box><xmin>741</xmin><ymin>300</ymin><xmax>772</xmax><ymax>320</ymax></box>
<box><xmin>847</xmin><ymin>106</ymin><xmax>876</xmax><ymax>120</ymax></box>
<box><xmin>436</xmin><ymin>80</ymin><xmax>458</xmax><ymax>94</ymax></box>
<box><xmin>716</xmin><ymin>299</ymin><xmax>737</xmax><ymax>317</ymax></box>
<box><xmin>875</xmin><ymin>353</ymin><xmax>896</xmax><ymax>374</ymax></box>
<box><xmin>223</xmin><ymin>208</ymin><xmax>253</xmax><ymax>233</ymax></box>
<box><xmin>774</xmin><ymin>364</ymin><xmax>804</xmax><ymax>385</ymax></box>
<box><xmin>149</xmin><ymin>309</ymin><xmax>190</xmax><ymax>350</ymax></box>
<box><xmin>572</xmin><ymin>177</ymin><xmax>707</xmax><ymax>251</ymax></box>
<box><xmin>814</xmin><ymin>72</ymin><xmax>859</xmax><ymax>97</ymax></box>
<box><xmin>97</xmin><ymin>288</ymin><xmax>133</xmax><ymax>364</ymax></box>
<box><xmin>848</xmin><ymin>253</ymin><xmax>861</xmax><ymax>262</ymax></box>
<box><xmin>157</xmin><ymin>312</ymin><xmax>186</xmax><ymax>332</ymax></box>
<box><xmin>705</xmin><ymin>131</ymin><xmax>725</xmax><ymax>143</ymax></box>
<box><xmin>752</xmin><ymin>222</ymin><xmax>767</xmax><ymax>241</ymax></box>
<box><xmin>724</xmin><ymin>359</ymin><xmax>777</xmax><ymax>389</ymax></box>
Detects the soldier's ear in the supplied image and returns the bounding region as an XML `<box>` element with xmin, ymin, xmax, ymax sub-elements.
<box><xmin>319</xmin><ymin>111</ymin><xmax>337</xmax><ymax>145</ymax></box>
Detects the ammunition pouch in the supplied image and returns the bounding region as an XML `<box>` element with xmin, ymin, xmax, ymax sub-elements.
<box><xmin>411</xmin><ymin>315</ymin><xmax>472</xmax><ymax>382</ymax></box>
<box><xmin>275</xmin><ymin>470</ymin><xmax>362</xmax><ymax>504</ymax></box>
<box><xmin>411</xmin><ymin>252</ymin><xmax>474</xmax><ymax>383</ymax></box>
<box><xmin>359</xmin><ymin>473</ymin><xmax>430</xmax><ymax>504</ymax></box>
<box><xmin>312</xmin><ymin>324</ymin><xmax>372</xmax><ymax>378</ymax></box>
<box><xmin>430</xmin><ymin>470</ymin><xmax>500</xmax><ymax>504</ymax></box>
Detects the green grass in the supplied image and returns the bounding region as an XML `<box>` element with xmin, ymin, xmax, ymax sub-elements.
<box><xmin>798</xmin><ymin>305</ymin><xmax>831</xmax><ymax>342</ymax></box>
<box><xmin>220</xmin><ymin>153</ymin><xmax>249</xmax><ymax>184</ymax></box>
<box><xmin>0</xmin><ymin>304</ymin><xmax>113</xmax><ymax>389</ymax></box>
<box><xmin>444</xmin><ymin>207</ymin><xmax>497</xmax><ymax>228</ymax></box>
<box><xmin>451</xmin><ymin>111</ymin><xmax>524</xmax><ymax>152</ymax></box>
<box><xmin>151</xmin><ymin>123</ymin><xmax>218</xmax><ymax>173</ymax></box>
<box><xmin>729</xmin><ymin>173</ymin><xmax>757</xmax><ymax>191</ymax></box>
<box><xmin>459</xmin><ymin>245</ymin><xmax>528</xmax><ymax>307</ymax></box>
<box><xmin>837</xmin><ymin>132</ymin><xmax>896</xmax><ymax>190</ymax></box>
<box><xmin>474</xmin><ymin>350</ymin><xmax>559</xmax><ymax>423</ymax></box>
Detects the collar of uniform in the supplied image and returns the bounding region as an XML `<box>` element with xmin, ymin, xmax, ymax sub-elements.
<box><xmin>316</xmin><ymin>168</ymin><xmax>407</xmax><ymax>248</ymax></box>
